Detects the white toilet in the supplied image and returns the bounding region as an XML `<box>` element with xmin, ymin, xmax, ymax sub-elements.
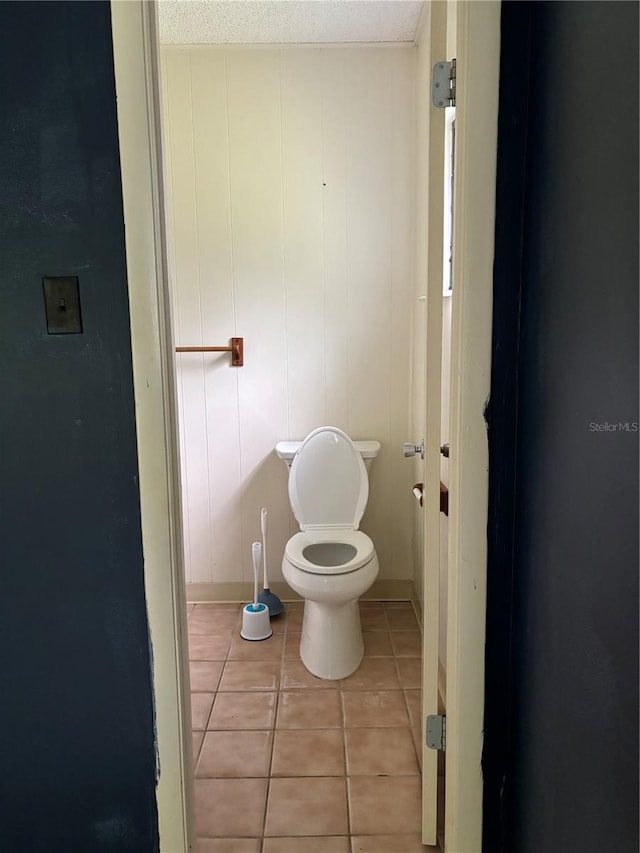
<box><xmin>276</xmin><ymin>427</ymin><xmax>380</xmax><ymax>680</ymax></box>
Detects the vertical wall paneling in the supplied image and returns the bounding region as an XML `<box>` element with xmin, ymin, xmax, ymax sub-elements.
<box><xmin>161</xmin><ymin>56</ymin><xmax>192</xmax><ymax>580</ymax></box>
<box><xmin>164</xmin><ymin>50</ymin><xmax>212</xmax><ymax>583</ymax></box>
<box><xmin>162</xmin><ymin>46</ymin><xmax>416</xmax><ymax>590</ymax></box>
<box><xmin>345</xmin><ymin>48</ymin><xmax>394</xmax><ymax>573</ymax></box>
<box><xmin>281</xmin><ymin>49</ymin><xmax>327</xmax><ymax>545</ymax></box>
<box><xmin>281</xmin><ymin>49</ymin><xmax>326</xmax><ymax>438</ymax></box>
<box><xmin>411</xmin><ymin>14</ymin><xmax>431</xmax><ymax>604</ymax></box>
<box><xmin>226</xmin><ymin>50</ymin><xmax>290</xmax><ymax>583</ymax></box>
<box><xmin>190</xmin><ymin>51</ymin><xmax>244</xmax><ymax>582</ymax></box>
<box><xmin>321</xmin><ymin>50</ymin><xmax>350</xmax><ymax>431</ymax></box>
<box><xmin>389</xmin><ymin>49</ymin><xmax>417</xmax><ymax>582</ymax></box>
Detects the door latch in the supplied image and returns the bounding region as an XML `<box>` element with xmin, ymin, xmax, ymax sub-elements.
<box><xmin>403</xmin><ymin>441</ymin><xmax>425</xmax><ymax>460</ymax></box>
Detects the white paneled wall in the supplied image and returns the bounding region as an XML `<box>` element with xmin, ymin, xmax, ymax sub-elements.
<box><xmin>161</xmin><ymin>46</ymin><xmax>416</xmax><ymax>589</ymax></box>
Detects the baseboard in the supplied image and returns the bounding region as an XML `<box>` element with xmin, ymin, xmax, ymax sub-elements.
<box><xmin>186</xmin><ymin>578</ymin><xmax>415</xmax><ymax>604</ymax></box>
<box><xmin>411</xmin><ymin>593</ymin><xmax>423</xmax><ymax>630</ymax></box>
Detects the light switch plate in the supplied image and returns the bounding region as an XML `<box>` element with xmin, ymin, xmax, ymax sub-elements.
<box><xmin>43</xmin><ymin>276</ymin><xmax>83</xmax><ymax>334</ymax></box>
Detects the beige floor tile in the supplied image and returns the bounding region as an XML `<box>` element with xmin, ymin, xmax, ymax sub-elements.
<box><xmin>194</xmin><ymin>778</ymin><xmax>267</xmax><ymax>838</ymax></box>
<box><xmin>188</xmin><ymin>610</ymin><xmax>239</xmax><ymax>635</ymax></box>
<box><xmin>189</xmin><ymin>661</ymin><xmax>224</xmax><ymax>692</ymax></box>
<box><xmin>359</xmin><ymin>610</ymin><xmax>388</xmax><ymax>631</ymax></box>
<box><xmin>192</xmin><ymin>731</ymin><xmax>204</xmax><ymax>761</ymax></box>
<box><xmin>287</xmin><ymin>608</ymin><xmax>305</xmax><ymax>630</ymax></box>
<box><xmin>189</xmin><ymin>634</ymin><xmax>232</xmax><ymax>661</ymax></box>
<box><xmin>351</xmin><ymin>834</ymin><xmax>431</xmax><ymax>852</ymax></box>
<box><xmin>348</xmin><ymin>776</ymin><xmax>422</xmax><ymax>835</ymax></box>
<box><xmin>190</xmin><ymin>599</ymin><xmax>426</xmax><ymax>845</ymax></box>
<box><xmin>269</xmin><ymin>613</ymin><xmax>287</xmax><ymax>634</ymax></box>
<box><xmin>341</xmin><ymin>691</ymin><xmax>409</xmax><ymax>728</ymax></box>
<box><xmin>218</xmin><ymin>661</ymin><xmax>280</xmax><ymax>692</ymax></box>
<box><xmin>264</xmin><ymin>838</ymin><xmax>350</xmax><ymax>852</ymax></box>
<box><xmin>196</xmin><ymin>840</ymin><xmax>261</xmax><ymax>853</ymax></box>
<box><xmin>396</xmin><ymin>658</ymin><xmax>422</xmax><ymax>689</ymax></box>
<box><xmin>265</xmin><ymin>777</ymin><xmax>348</xmax><ymax>837</ymax></box>
<box><xmin>340</xmin><ymin>659</ymin><xmax>400</xmax><ymax>691</ymax></box>
<box><xmin>284</xmin><ymin>632</ymin><xmax>302</xmax><ymax>659</ymax></box>
<box><xmin>187</xmin><ymin>604</ymin><xmax>195</xmax><ymax>615</ymax></box>
<box><xmin>192</xmin><ymin>603</ymin><xmax>242</xmax><ymax>611</ymax></box>
<box><xmin>209</xmin><ymin>691</ymin><xmax>276</xmax><ymax>729</ymax></box>
<box><xmin>391</xmin><ymin>631</ymin><xmax>422</xmax><ymax>658</ymax></box>
<box><xmin>196</xmin><ymin>730</ymin><xmax>272</xmax><ymax>778</ymax></box>
<box><xmin>276</xmin><ymin>690</ymin><xmax>342</xmax><ymax>729</ymax></box>
<box><xmin>345</xmin><ymin>728</ymin><xmax>419</xmax><ymax>776</ymax></box>
<box><xmin>362</xmin><ymin>631</ymin><xmax>393</xmax><ymax>657</ymax></box>
<box><xmin>227</xmin><ymin>633</ymin><xmax>284</xmax><ymax>662</ymax></box>
<box><xmin>386</xmin><ymin>609</ymin><xmax>419</xmax><ymax>631</ymax></box>
<box><xmin>191</xmin><ymin>693</ymin><xmax>214</xmax><ymax>730</ymax></box>
<box><xmin>282</xmin><ymin>660</ymin><xmax>339</xmax><ymax>689</ymax></box>
<box><xmin>404</xmin><ymin>690</ymin><xmax>422</xmax><ymax>729</ymax></box>
<box><xmin>271</xmin><ymin>729</ymin><xmax>345</xmax><ymax>776</ymax></box>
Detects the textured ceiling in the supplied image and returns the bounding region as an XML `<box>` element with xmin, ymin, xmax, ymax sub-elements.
<box><xmin>158</xmin><ymin>1</ymin><xmax>425</xmax><ymax>45</ymax></box>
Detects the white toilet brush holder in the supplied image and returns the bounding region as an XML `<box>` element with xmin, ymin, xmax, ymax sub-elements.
<box><xmin>240</xmin><ymin>602</ymin><xmax>272</xmax><ymax>641</ymax></box>
<box><xmin>240</xmin><ymin>542</ymin><xmax>273</xmax><ymax>641</ymax></box>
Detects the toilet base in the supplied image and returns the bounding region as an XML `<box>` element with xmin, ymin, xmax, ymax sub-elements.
<box><xmin>300</xmin><ymin>599</ymin><xmax>364</xmax><ymax>680</ymax></box>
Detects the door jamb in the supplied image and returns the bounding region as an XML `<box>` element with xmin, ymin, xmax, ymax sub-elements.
<box><xmin>419</xmin><ymin>0</ymin><xmax>447</xmax><ymax>843</ymax></box>
<box><xmin>110</xmin><ymin>2</ymin><xmax>193</xmax><ymax>851</ymax></box>
<box><xmin>444</xmin><ymin>2</ymin><xmax>501</xmax><ymax>851</ymax></box>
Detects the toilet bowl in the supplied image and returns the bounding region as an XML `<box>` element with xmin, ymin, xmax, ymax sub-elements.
<box><xmin>279</xmin><ymin>426</ymin><xmax>380</xmax><ymax>680</ymax></box>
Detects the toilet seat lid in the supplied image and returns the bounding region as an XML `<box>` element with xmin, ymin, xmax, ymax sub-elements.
<box><xmin>289</xmin><ymin>427</ymin><xmax>368</xmax><ymax>531</ymax></box>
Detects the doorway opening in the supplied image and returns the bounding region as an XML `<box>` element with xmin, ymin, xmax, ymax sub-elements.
<box><xmin>158</xmin><ymin>4</ymin><xmax>431</xmax><ymax>846</ymax></box>
<box><xmin>110</xmin><ymin>1</ymin><xmax>500</xmax><ymax>849</ymax></box>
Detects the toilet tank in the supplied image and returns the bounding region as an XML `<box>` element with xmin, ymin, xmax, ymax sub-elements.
<box><xmin>275</xmin><ymin>439</ymin><xmax>381</xmax><ymax>473</ymax></box>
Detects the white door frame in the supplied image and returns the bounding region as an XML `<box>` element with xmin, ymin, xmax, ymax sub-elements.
<box><xmin>419</xmin><ymin>0</ymin><xmax>447</xmax><ymax>844</ymax></box>
<box><xmin>110</xmin><ymin>1</ymin><xmax>501</xmax><ymax>850</ymax></box>
<box><xmin>444</xmin><ymin>3</ymin><xmax>501</xmax><ymax>851</ymax></box>
<box><xmin>419</xmin><ymin>3</ymin><xmax>500</xmax><ymax>849</ymax></box>
<box><xmin>111</xmin><ymin>3</ymin><xmax>193</xmax><ymax>851</ymax></box>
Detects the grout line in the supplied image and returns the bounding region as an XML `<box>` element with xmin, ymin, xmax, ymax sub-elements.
<box><xmin>190</xmin><ymin>601</ymin><xmax>424</xmax><ymax>844</ymax></box>
<box><xmin>341</xmin><ymin>686</ymin><xmax>351</xmax><ymax>838</ymax></box>
<box><xmin>260</xmin><ymin>609</ymin><xmax>287</xmax><ymax>842</ymax></box>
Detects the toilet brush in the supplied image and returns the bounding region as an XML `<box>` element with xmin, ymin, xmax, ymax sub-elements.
<box><xmin>240</xmin><ymin>542</ymin><xmax>272</xmax><ymax>641</ymax></box>
<box><xmin>257</xmin><ymin>508</ymin><xmax>284</xmax><ymax>616</ymax></box>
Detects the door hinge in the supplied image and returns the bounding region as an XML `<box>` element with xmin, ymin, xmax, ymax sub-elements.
<box><xmin>432</xmin><ymin>59</ymin><xmax>456</xmax><ymax>108</ymax></box>
<box><xmin>426</xmin><ymin>714</ymin><xmax>446</xmax><ymax>750</ymax></box>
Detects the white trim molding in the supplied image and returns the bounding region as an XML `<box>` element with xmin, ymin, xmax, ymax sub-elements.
<box><xmin>445</xmin><ymin>2</ymin><xmax>501</xmax><ymax>852</ymax></box>
<box><xmin>110</xmin><ymin>2</ymin><xmax>192</xmax><ymax>850</ymax></box>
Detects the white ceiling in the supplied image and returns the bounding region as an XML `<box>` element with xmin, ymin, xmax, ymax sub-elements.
<box><xmin>158</xmin><ymin>0</ymin><xmax>425</xmax><ymax>46</ymax></box>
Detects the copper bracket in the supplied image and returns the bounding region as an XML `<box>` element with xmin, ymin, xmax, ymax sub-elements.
<box><xmin>175</xmin><ymin>337</ymin><xmax>244</xmax><ymax>367</ymax></box>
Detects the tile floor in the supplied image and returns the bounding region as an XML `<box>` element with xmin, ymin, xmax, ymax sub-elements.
<box><xmin>188</xmin><ymin>600</ymin><xmax>433</xmax><ymax>853</ymax></box>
